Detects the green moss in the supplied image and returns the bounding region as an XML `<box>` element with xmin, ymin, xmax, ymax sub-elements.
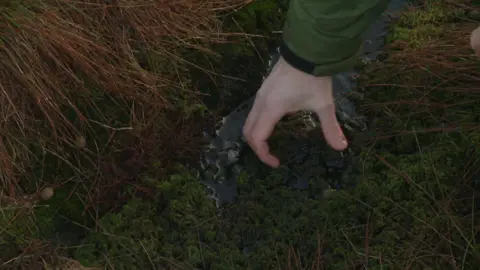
<box><xmin>2</xmin><ymin>0</ymin><xmax>289</xmax><ymax>260</ymax></box>
<box><xmin>72</xmin><ymin>3</ymin><xmax>480</xmax><ymax>268</ymax></box>
<box><xmin>5</xmin><ymin>1</ymin><xmax>480</xmax><ymax>268</ymax></box>
<box><xmin>73</xmin><ymin>124</ymin><xmax>480</xmax><ymax>268</ymax></box>
<box><xmin>0</xmin><ymin>183</ymin><xmax>94</xmax><ymax>263</ymax></box>
<box><xmin>74</xmin><ymin>167</ymin><xmax>244</xmax><ymax>269</ymax></box>
<box><xmin>387</xmin><ymin>1</ymin><xmax>464</xmax><ymax>47</ymax></box>
<box><xmin>35</xmin><ymin>183</ymin><xmax>94</xmax><ymax>244</ymax></box>
<box><xmin>0</xmin><ymin>207</ymin><xmax>37</xmax><ymax>248</ymax></box>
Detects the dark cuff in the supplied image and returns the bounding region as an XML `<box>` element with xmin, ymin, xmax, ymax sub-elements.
<box><xmin>279</xmin><ymin>40</ymin><xmax>316</xmax><ymax>75</ymax></box>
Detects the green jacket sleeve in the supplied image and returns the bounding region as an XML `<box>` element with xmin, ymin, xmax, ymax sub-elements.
<box><xmin>280</xmin><ymin>0</ymin><xmax>390</xmax><ymax>76</ymax></box>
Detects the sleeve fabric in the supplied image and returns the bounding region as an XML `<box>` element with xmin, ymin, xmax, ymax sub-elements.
<box><xmin>280</xmin><ymin>0</ymin><xmax>390</xmax><ymax>76</ymax></box>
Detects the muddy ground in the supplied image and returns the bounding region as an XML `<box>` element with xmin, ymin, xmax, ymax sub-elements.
<box><xmin>1</xmin><ymin>1</ymin><xmax>480</xmax><ymax>269</ymax></box>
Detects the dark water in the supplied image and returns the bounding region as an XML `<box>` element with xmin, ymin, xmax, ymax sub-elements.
<box><xmin>200</xmin><ymin>0</ymin><xmax>409</xmax><ymax>207</ymax></box>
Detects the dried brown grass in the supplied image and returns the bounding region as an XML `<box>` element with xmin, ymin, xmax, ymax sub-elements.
<box><xmin>360</xmin><ymin>21</ymin><xmax>480</xmax><ymax>140</ymax></box>
<box><xmin>351</xmin><ymin>12</ymin><xmax>480</xmax><ymax>269</ymax></box>
<box><xmin>0</xmin><ymin>0</ymin><xmax>248</xmax><ymax>199</ymax></box>
<box><xmin>282</xmin><ymin>4</ymin><xmax>480</xmax><ymax>269</ymax></box>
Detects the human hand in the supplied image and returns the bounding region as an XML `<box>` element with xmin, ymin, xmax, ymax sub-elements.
<box><xmin>242</xmin><ymin>56</ymin><xmax>348</xmax><ymax>168</ymax></box>
<box><xmin>471</xmin><ymin>26</ymin><xmax>480</xmax><ymax>55</ymax></box>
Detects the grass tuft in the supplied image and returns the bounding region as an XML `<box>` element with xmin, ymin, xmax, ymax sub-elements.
<box><xmin>0</xmin><ymin>0</ymin><xmax>248</xmax><ymax>197</ymax></box>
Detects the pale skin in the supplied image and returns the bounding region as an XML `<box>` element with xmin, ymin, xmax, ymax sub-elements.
<box><xmin>471</xmin><ymin>26</ymin><xmax>480</xmax><ymax>56</ymax></box>
<box><xmin>242</xmin><ymin>56</ymin><xmax>348</xmax><ymax>168</ymax></box>
<box><xmin>244</xmin><ymin>27</ymin><xmax>480</xmax><ymax>168</ymax></box>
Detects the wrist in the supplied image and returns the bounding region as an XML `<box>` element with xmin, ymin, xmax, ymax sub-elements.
<box><xmin>279</xmin><ymin>40</ymin><xmax>317</xmax><ymax>75</ymax></box>
<box><xmin>277</xmin><ymin>54</ymin><xmax>331</xmax><ymax>83</ymax></box>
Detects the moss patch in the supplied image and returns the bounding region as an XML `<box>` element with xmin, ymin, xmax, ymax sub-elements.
<box><xmin>3</xmin><ymin>1</ymin><xmax>480</xmax><ymax>269</ymax></box>
<box><xmin>387</xmin><ymin>1</ymin><xmax>465</xmax><ymax>47</ymax></box>
<box><xmin>73</xmin><ymin>2</ymin><xmax>480</xmax><ymax>268</ymax></box>
<box><xmin>73</xmin><ymin>127</ymin><xmax>479</xmax><ymax>268</ymax></box>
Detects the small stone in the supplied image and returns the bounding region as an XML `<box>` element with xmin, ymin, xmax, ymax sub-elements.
<box><xmin>40</xmin><ymin>187</ymin><xmax>54</xmax><ymax>200</ymax></box>
<box><xmin>202</xmin><ymin>131</ymin><xmax>212</xmax><ymax>140</ymax></box>
<box><xmin>226</xmin><ymin>149</ymin><xmax>240</xmax><ymax>164</ymax></box>
<box><xmin>75</xmin><ymin>135</ymin><xmax>86</xmax><ymax>149</ymax></box>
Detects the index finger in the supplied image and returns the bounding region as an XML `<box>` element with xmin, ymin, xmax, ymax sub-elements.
<box><xmin>247</xmin><ymin>106</ymin><xmax>283</xmax><ymax>168</ymax></box>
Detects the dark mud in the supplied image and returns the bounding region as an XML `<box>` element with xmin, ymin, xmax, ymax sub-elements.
<box><xmin>200</xmin><ymin>0</ymin><xmax>409</xmax><ymax>207</ymax></box>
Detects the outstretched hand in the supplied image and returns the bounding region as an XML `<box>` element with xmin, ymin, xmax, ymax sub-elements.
<box><xmin>242</xmin><ymin>56</ymin><xmax>348</xmax><ymax>168</ymax></box>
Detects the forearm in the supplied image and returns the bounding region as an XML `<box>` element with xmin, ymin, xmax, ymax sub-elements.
<box><xmin>281</xmin><ymin>0</ymin><xmax>390</xmax><ymax>76</ymax></box>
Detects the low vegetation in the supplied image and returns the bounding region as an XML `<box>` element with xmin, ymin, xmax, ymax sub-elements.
<box><xmin>0</xmin><ymin>0</ymin><xmax>287</xmax><ymax>268</ymax></box>
<box><xmin>1</xmin><ymin>0</ymin><xmax>479</xmax><ymax>269</ymax></box>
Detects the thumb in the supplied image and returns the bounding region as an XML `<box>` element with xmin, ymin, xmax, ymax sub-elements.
<box><xmin>316</xmin><ymin>105</ymin><xmax>348</xmax><ymax>151</ymax></box>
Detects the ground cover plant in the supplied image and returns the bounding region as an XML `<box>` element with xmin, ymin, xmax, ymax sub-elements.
<box><xmin>0</xmin><ymin>0</ymin><xmax>284</xmax><ymax>268</ymax></box>
<box><xmin>1</xmin><ymin>0</ymin><xmax>479</xmax><ymax>269</ymax></box>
